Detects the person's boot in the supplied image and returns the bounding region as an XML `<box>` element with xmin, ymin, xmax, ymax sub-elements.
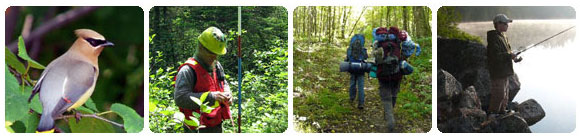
<box><xmin>357</xmin><ymin>103</ymin><xmax>364</xmax><ymax>110</ymax></box>
<box><xmin>383</xmin><ymin>101</ymin><xmax>395</xmax><ymax>132</ymax></box>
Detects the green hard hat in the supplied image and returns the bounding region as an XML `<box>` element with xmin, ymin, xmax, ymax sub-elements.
<box><xmin>198</xmin><ymin>27</ymin><xmax>227</xmax><ymax>55</ymax></box>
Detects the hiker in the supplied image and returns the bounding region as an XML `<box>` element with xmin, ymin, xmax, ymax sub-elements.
<box><xmin>486</xmin><ymin>14</ymin><xmax>522</xmax><ymax>117</ymax></box>
<box><xmin>344</xmin><ymin>34</ymin><xmax>368</xmax><ymax>109</ymax></box>
<box><xmin>174</xmin><ymin>27</ymin><xmax>232</xmax><ymax>133</ymax></box>
<box><xmin>372</xmin><ymin>26</ymin><xmax>420</xmax><ymax>132</ymax></box>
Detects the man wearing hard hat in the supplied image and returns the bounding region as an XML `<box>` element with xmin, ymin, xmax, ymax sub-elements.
<box><xmin>174</xmin><ymin>27</ymin><xmax>232</xmax><ymax>133</ymax></box>
<box><xmin>486</xmin><ymin>14</ymin><xmax>521</xmax><ymax>119</ymax></box>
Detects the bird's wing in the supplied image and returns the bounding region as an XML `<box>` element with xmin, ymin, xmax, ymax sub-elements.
<box><xmin>53</xmin><ymin>60</ymin><xmax>97</xmax><ymax>114</ymax></box>
<box><xmin>29</xmin><ymin>67</ymin><xmax>50</xmax><ymax>102</ymax></box>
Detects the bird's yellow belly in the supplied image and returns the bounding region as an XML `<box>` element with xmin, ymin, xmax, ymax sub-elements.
<box><xmin>67</xmin><ymin>84</ymin><xmax>95</xmax><ymax>111</ymax></box>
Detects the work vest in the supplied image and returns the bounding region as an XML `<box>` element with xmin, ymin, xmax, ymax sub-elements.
<box><xmin>175</xmin><ymin>58</ymin><xmax>231</xmax><ymax>130</ymax></box>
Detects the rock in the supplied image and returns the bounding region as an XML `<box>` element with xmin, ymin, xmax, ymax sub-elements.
<box><xmin>458</xmin><ymin>86</ymin><xmax>481</xmax><ymax>109</ymax></box>
<box><xmin>437</xmin><ymin>69</ymin><xmax>462</xmax><ymax>100</ymax></box>
<box><xmin>437</xmin><ymin>37</ymin><xmax>541</xmax><ymax>133</ymax></box>
<box><xmin>438</xmin><ymin>108</ymin><xmax>489</xmax><ymax>133</ymax></box>
<box><xmin>516</xmin><ymin>99</ymin><xmax>545</xmax><ymax>126</ymax></box>
<box><xmin>493</xmin><ymin>114</ymin><xmax>531</xmax><ymax>133</ymax></box>
<box><xmin>438</xmin><ymin>37</ymin><xmax>491</xmax><ymax>110</ymax></box>
<box><xmin>508</xmin><ymin>73</ymin><xmax>521</xmax><ymax>102</ymax></box>
<box><xmin>438</xmin><ymin>37</ymin><xmax>521</xmax><ymax>111</ymax></box>
<box><xmin>437</xmin><ymin>69</ymin><xmax>462</xmax><ymax>121</ymax></box>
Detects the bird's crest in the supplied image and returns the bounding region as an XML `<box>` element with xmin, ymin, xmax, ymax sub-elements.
<box><xmin>74</xmin><ymin>29</ymin><xmax>105</xmax><ymax>40</ymax></box>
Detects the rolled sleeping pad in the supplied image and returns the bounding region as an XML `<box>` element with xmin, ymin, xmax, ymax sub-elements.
<box><xmin>339</xmin><ymin>61</ymin><xmax>373</xmax><ymax>73</ymax></box>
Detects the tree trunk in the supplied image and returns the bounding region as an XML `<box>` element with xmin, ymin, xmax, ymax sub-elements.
<box><xmin>403</xmin><ymin>6</ymin><xmax>409</xmax><ymax>31</ymax></box>
<box><xmin>348</xmin><ymin>6</ymin><xmax>367</xmax><ymax>37</ymax></box>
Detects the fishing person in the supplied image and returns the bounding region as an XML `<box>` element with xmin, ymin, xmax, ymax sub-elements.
<box><xmin>372</xmin><ymin>26</ymin><xmax>420</xmax><ymax>132</ymax></box>
<box><xmin>486</xmin><ymin>14</ymin><xmax>522</xmax><ymax>119</ymax></box>
<box><xmin>344</xmin><ymin>34</ymin><xmax>369</xmax><ymax>109</ymax></box>
<box><xmin>174</xmin><ymin>27</ymin><xmax>232</xmax><ymax>133</ymax></box>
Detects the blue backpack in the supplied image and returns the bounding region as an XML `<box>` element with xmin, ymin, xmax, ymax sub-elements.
<box><xmin>347</xmin><ymin>34</ymin><xmax>368</xmax><ymax>63</ymax></box>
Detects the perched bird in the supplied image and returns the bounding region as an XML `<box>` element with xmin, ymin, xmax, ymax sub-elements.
<box><xmin>28</xmin><ymin>29</ymin><xmax>114</xmax><ymax>133</ymax></box>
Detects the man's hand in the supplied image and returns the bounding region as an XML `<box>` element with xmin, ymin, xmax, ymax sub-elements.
<box><xmin>211</xmin><ymin>91</ymin><xmax>232</xmax><ymax>103</ymax></box>
<box><xmin>514</xmin><ymin>56</ymin><xmax>523</xmax><ymax>63</ymax></box>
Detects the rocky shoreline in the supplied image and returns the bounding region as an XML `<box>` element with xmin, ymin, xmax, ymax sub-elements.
<box><xmin>437</xmin><ymin>37</ymin><xmax>545</xmax><ymax>133</ymax></box>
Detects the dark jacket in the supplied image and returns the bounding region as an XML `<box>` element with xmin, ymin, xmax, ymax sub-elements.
<box><xmin>486</xmin><ymin>30</ymin><xmax>514</xmax><ymax>79</ymax></box>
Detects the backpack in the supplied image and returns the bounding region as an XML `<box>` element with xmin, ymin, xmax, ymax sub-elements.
<box><xmin>400</xmin><ymin>30</ymin><xmax>421</xmax><ymax>59</ymax></box>
<box><xmin>347</xmin><ymin>34</ymin><xmax>367</xmax><ymax>62</ymax></box>
<box><xmin>374</xmin><ymin>27</ymin><xmax>405</xmax><ymax>80</ymax></box>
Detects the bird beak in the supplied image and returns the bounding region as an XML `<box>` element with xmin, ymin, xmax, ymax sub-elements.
<box><xmin>100</xmin><ymin>41</ymin><xmax>114</xmax><ymax>47</ymax></box>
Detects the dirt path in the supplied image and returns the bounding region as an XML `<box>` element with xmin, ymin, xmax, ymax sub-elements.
<box><xmin>294</xmin><ymin>41</ymin><xmax>431</xmax><ymax>133</ymax></box>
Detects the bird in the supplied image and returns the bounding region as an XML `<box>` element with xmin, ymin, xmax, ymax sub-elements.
<box><xmin>27</xmin><ymin>29</ymin><xmax>114</xmax><ymax>133</ymax></box>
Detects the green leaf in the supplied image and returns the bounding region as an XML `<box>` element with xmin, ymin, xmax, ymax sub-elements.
<box><xmin>24</xmin><ymin>113</ymin><xmax>40</xmax><ymax>133</ymax></box>
<box><xmin>84</xmin><ymin>98</ymin><xmax>99</xmax><ymax>112</ymax></box>
<box><xmin>29</xmin><ymin>94</ymin><xmax>42</xmax><ymax>113</ymax></box>
<box><xmin>191</xmin><ymin>112</ymin><xmax>201</xmax><ymax>119</ymax></box>
<box><xmin>111</xmin><ymin>103</ymin><xmax>144</xmax><ymax>133</ymax></box>
<box><xmin>201</xmin><ymin>105</ymin><xmax>214</xmax><ymax>114</ymax></box>
<box><xmin>190</xmin><ymin>96</ymin><xmax>202</xmax><ymax>106</ymax></box>
<box><xmin>5</xmin><ymin>64</ymin><xmax>29</xmax><ymax>122</ymax></box>
<box><xmin>17</xmin><ymin>36</ymin><xmax>45</xmax><ymax>69</ymax></box>
<box><xmin>5</xmin><ymin>47</ymin><xmax>26</xmax><ymax>74</ymax></box>
<box><xmin>200</xmin><ymin>92</ymin><xmax>210</xmax><ymax>102</ymax></box>
<box><xmin>149</xmin><ymin>101</ymin><xmax>157</xmax><ymax>112</ymax></box>
<box><xmin>5</xmin><ymin>122</ymin><xmax>15</xmax><ymax>133</ymax></box>
<box><xmin>76</xmin><ymin>107</ymin><xmax>95</xmax><ymax>114</ymax></box>
<box><xmin>68</xmin><ymin>117</ymin><xmax>115</xmax><ymax>133</ymax></box>
<box><xmin>183</xmin><ymin>117</ymin><xmax>199</xmax><ymax>127</ymax></box>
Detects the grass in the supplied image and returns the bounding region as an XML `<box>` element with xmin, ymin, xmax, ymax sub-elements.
<box><xmin>293</xmin><ymin>37</ymin><xmax>432</xmax><ymax>133</ymax></box>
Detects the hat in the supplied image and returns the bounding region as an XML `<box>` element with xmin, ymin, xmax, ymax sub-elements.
<box><xmin>198</xmin><ymin>27</ymin><xmax>227</xmax><ymax>55</ymax></box>
<box><xmin>493</xmin><ymin>14</ymin><xmax>513</xmax><ymax>24</ymax></box>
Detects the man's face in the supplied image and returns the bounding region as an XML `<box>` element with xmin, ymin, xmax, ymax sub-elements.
<box><xmin>497</xmin><ymin>22</ymin><xmax>509</xmax><ymax>32</ymax></box>
<box><xmin>200</xmin><ymin>45</ymin><xmax>218</xmax><ymax>64</ymax></box>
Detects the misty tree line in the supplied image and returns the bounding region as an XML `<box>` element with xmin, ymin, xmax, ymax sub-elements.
<box><xmin>293</xmin><ymin>6</ymin><xmax>432</xmax><ymax>43</ymax></box>
<box><xmin>454</xmin><ymin>6</ymin><xmax>575</xmax><ymax>22</ymax></box>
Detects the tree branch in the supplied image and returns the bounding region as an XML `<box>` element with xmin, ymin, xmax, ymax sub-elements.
<box><xmin>7</xmin><ymin>6</ymin><xmax>101</xmax><ymax>54</ymax></box>
<box><xmin>55</xmin><ymin>111</ymin><xmax>124</xmax><ymax>129</ymax></box>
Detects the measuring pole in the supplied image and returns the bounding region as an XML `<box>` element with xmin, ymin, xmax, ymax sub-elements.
<box><xmin>237</xmin><ymin>6</ymin><xmax>242</xmax><ymax>133</ymax></box>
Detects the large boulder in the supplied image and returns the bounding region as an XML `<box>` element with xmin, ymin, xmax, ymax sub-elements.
<box><xmin>458</xmin><ymin>86</ymin><xmax>481</xmax><ymax>109</ymax></box>
<box><xmin>438</xmin><ymin>37</ymin><xmax>521</xmax><ymax>110</ymax></box>
<box><xmin>508</xmin><ymin>73</ymin><xmax>521</xmax><ymax>102</ymax></box>
<box><xmin>439</xmin><ymin>108</ymin><xmax>490</xmax><ymax>133</ymax></box>
<box><xmin>493</xmin><ymin>114</ymin><xmax>531</xmax><ymax>133</ymax></box>
<box><xmin>516</xmin><ymin>99</ymin><xmax>545</xmax><ymax>126</ymax></box>
<box><xmin>437</xmin><ymin>69</ymin><xmax>462</xmax><ymax>100</ymax></box>
<box><xmin>437</xmin><ymin>69</ymin><xmax>462</xmax><ymax>122</ymax></box>
<box><xmin>438</xmin><ymin>37</ymin><xmax>491</xmax><ymax>110</ymax></box>
<box><xmin>437</xmin><ymin>37</ymin><xmax>542</xmax><ymax>133</ymax></box>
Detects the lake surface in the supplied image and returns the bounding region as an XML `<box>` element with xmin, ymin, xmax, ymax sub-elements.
<box><xmin>458</xmin><ymin>19</ymin><xmax>577</xmax><ymax>133</ymax></box>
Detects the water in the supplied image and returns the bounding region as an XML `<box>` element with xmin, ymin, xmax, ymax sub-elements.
<box><xmin>458</xmin><ymin>20</ymin><xmax>577</xmax><ymax>133</ymax></box>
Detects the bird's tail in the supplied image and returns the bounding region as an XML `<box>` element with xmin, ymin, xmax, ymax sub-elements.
<box><xmin>36</xmin><ymin>113</ymin><xmax>55</xmax><ymax>133</ymax></box>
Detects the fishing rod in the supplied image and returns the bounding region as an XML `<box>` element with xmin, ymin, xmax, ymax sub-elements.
<box><xmin>515</xmin><ymin>26</ymin><xmax>575</xmax><ymax>56</ymax></box>
<box><xmin>237</xmin><ymin>6</ymin><xmax>242</xmax><ymax>133</ymax></box>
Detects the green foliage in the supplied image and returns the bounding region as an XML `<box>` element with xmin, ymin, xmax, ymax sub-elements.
<box><xmin>148</xmin><ymin>52</ymin><xmax>181</xmax><ymax>133</ymax></box>
<box><xmin>111</xmin><ymin>103</ymin><xmax>145</xmax><ymax>133</ymax></box>
<box><xmin>293</xmin><ymin>36</ymin><xmax>432</xmax><ymax>132</ymax></box>
<box><xmin>437</xmin><ymin>7</ymin><xmax>483</xmax><ymax>43</ymax></box>
<box><xmin>17</xmin><ymin>36</ymin><xmax>45</xmax><ymax>69</ymax></box>
<box><xmin>68</xmin><ymin>117</ymin><xmax>115</xmax><ymax>133</ymax></box>
<box><xmin>5</xmin><ymin>35</ymin><xmax>143</xmax><ymax>133</ymax></box>
<box><xmin>149</xmin><ymin>6</ymin><xmax>288</xmax><ymax>133</ymax></box>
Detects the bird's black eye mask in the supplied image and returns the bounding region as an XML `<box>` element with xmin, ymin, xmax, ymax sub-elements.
<box><xmin>85</xmin><ymin>38</ymin><xmax>114</xmax><ymax>47</ymax></box>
